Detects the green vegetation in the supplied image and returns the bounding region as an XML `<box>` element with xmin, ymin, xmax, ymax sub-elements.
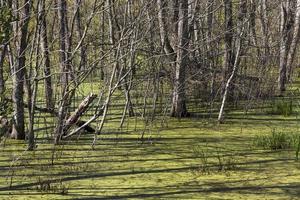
<box><xmin>1</xmin><ymin>107</ymin><xmax>300</xmax><ymax>199</ymax></box>
<box><xmin>267</xmin><ymin>99</ymin><xmax>294</xmax><ymax>116</ymax></box>
<box><xmin>253</xmin><ymin>129</ymin><xmax>300</xmax><ymax>150</ymax></box>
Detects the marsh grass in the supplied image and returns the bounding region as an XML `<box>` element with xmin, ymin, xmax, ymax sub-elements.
<box><xmin>36</xmin><ymin>177</ymin><xmax>68</xmax><ymax>194</ymax></box>
<box><xmin>253</xmin><ymin>129</ymin><xmax>300</xmax><ymax>156</ymax></box>
<box><xmin>192</xmin><ymin>145</ymin><xmax>240</xmax><ymax>175</ymax></box>
<box><xmin>266</xmin><ymin>99</ymin><xmax>294</xmax><ymax>116</ymax></box>
<box><xmin>1</xmin><ymin>85</ymin><xmax>300</xmax><ymax>199</ymax></box>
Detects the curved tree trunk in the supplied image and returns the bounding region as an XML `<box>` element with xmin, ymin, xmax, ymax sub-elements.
<box><xmin>222</xmin><ymin>0</ymin><xmax>234</xmax><ymax>101</ymax></box>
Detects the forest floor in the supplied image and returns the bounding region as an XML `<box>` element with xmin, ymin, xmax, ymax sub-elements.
<box><xmin>0</xmin><ymin>91</ymin><xmax>300</xmax><ymax>199</ymax></box>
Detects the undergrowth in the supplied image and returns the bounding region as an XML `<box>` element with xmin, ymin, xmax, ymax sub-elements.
<box><xmin>253</xmin><ymin>129</ymin><xmax>300</xmax><ymax>160</ymax></box>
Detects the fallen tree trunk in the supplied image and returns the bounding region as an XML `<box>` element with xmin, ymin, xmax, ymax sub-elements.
<box><xmin>4</xmin><ymin>94</ymin><xmax>99</xmax><ymax>138</ymax></box>
<box><xmin>62</xmin><ymin>93</ymin><xmax>97</xmax><ymax>135</ymax></box>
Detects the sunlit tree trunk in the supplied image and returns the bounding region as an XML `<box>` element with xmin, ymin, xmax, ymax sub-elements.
<box><xmin>171</xmin><ymin>0</ymin><xmax>189</xmax><ymax>117</ymax></box>
<box><xmin>222</xmin><ymin>0</ymin><xmax>234</xmax><ymax>101</ymax></box>
<box><xmin>218</xmin><ymin>0</ymin><xmax>247</xmax><ymax>123</ymax></box>
<box><xmin>74</xmin><ymin>0</ymin><xmax>87</xmax><ymax>71</ymax></box>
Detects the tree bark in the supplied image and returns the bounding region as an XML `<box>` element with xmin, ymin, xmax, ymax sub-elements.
<box><xmin>222</xmin><ymin>0</ymin><xmax>234</xmax><ymax>101</ymax></box>
<box><xmin>170</xmin><ymin>0</ymin><xmax>189</xmax><ymax>117</ymax></box>
<box><xmin>39</xmin><ymin>0</ymin><xmax>54</xmax><ymax>109</ymax></box>
<box><xmin>0</xmin><ymin>44</ymin><xmax>7</xmax><ymax>96</ymax></box>
<box><xmin>62</xmin><ymin>93</ymin><xmax>97</xmax><ymax>135</ymax></box>
<box><xmin>11</xmin><ymin>0</ymin><xmax>31</xmax><ymax>140</ymax></box>
<box><xmin>278</xmin><ymin>0</ymin><xmax>295</xmax><ymax>95</ymax></box>
<box><xmin>287</xmin><ymin>0</ymin><xmax>300</xmax><ymax>81</ymax></box>
<box><xmin>218</xmin><ymin>0</ymin><xmax>247</xmax><ymax>123</ymax></box>
<box><xmin>55</xmin><ymin>0</ymin><xmax>71</xmax><ymax>144</ymax></box>
<box><xmin>157</xmin><ymin>0</ymin><xmax>176</xmax><ymax>59</ymax></box>
<box><xmin>74</xmin><ymin>0</ymin><xmax>87</xmax><ymax>71</ymax></box>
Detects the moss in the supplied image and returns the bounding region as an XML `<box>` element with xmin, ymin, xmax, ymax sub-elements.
<box><xmin>0</xmin><ymin>111</ymin><xmax>299</xmax><ymax>199</ymax></box>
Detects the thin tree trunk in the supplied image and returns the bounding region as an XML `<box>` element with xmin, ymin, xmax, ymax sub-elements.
<box><xmin>278</xmin><ymin>0</ymin><xmax>295</xmax><ymax>95</ymax></box>
<box><xmin>157</xmin><ymin>0</ymin><xmax>175</xmax><ymax>59</ymax></box>
<box><xmin>74</xmin><ymin>0</ymin><xmax>87</xmax><ymax>71</ymax></box>
<box><xmin>39</xmin><ymin>0</ymin><xmax>54</xmax><ymax>109</ymax></box>
<box><xmin>218</xmin><ymin>0</ymin><xmax>246</xmax><ymax>123</ymax></box>
<box><xmin>287</xmin><ymin>0</ymin><xmax>300</xmax><ymax>81</ymax></box>
<box><xmin>222</xmin><ymin>0</ymin><xmax>234</xmax><ymax>101</ymax></box>
<box><xmin>0</xmin><ymin>44</ymin><xmax>7</xmax><ymax>95</ymax></box>
<box><xmin>0</xmin><ymin>0</ymin><xmax>9</xmax><ymax>96</ymax></box>
<box><xmin>11</xmin><ymin>0</ymin><xmax>31</xmax><ymax>140</ymax></box>
<box><xmin>206</xmin><ymin>0</ymin><xmax>215</xmax><ymax>101</ymax></box>
<box><xmin>55</xmin><ymin>0</ymin><xmax>71</xmax><ymax>144</ymax></box>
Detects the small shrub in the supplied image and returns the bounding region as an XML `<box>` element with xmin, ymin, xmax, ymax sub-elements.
<box><xmin>192</xmin><ymin>145</ymin><xmax>211</xmax><ymax>174</ymax></box>
<box><xmin>216</xmin><ymin>152</ymin><xmax>238</xmax><ymax>171</ymax></box>
<box><xmin>36</xmin><ymin>177</ymin><xmax>68</xmax><ymax>194</ymax></box>
<box><xmin>253</xmin><ymin>129</ymin><xmax>292</xmax><ymax>150</ymax></box>
<box><xmin>267</xmin><ymin>99</ymin><xmax>293</xmax><ymax>116</ymax></box>
<box><xmin>253</xmin><ymin>129</ymin><xmax>300</xmax><ymax>152</ymax></box>
<box><xmin>192</xmin><ymin>145</ymin><xmax>239</xmax><ymax>174</ymax></box>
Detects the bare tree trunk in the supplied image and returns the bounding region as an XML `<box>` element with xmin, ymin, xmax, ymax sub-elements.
<box><xmin>11</xmin><ymin>0</ymin><xmax>31</xmax><ymax>140</ymax></box>
<box><xmin>170</xmin><ymin>0</ymin><xmax>189</xmax><ymax>117</ymax></box>
<box><xmin>0</xmin><ymin>1</ymin><xmax>10</xmax><ymax>96</ymax></box>
<box><xmin>157</xmin><ymin>0</ymin><xmax>176</xmax><ymax>59</ymax></box>
<box><xmin>55</xmin><ymin>0</ymin><xmax>71</xmax><ymax>144</ymax></box>
<box><xmin>62</xmin><ymin>93</ymin><xmax>97</xmax><ymax>134</ymax></box>
<box><xmin>278</xmin><ymin>0</ymin><xmax>295</xmax><ymax>95</ymax></box>
<box><xmin>39</xmin><ymin>0</ymin><xmax>54</xmax><ymax>109</ymax></box>
<box><xmin>206</xmin><ymin>0</ymin><xmax>216</xmax><ymax>101</ymax></box>
<box><xmin>74</xmin><ymin>0</ymin><xmax>87</xmax><ymax>71</ymax></box>
<box><xmin>218</xmin><ymin>0</ymin><xmax>247</xmax><ymax>123</ymax></box>
<box><xmin>287</xmin><ymin>0</ymin><xmax>300</xmax><ymax>80</ymax></box>
<box><xmin>222</xmin><ymin>0</ymin><xmax>234</xmax><ymax>101</ymax></box>
<box><xmin>0</xmin><ymin>44</ymin><xmax>7</xmax><ymax>95</ymax></box>
<box><xmin>259</xmin><ymin>0</ymin><xmax>269</xmax><ymax>65</ymax></box>
<box><xmin>27</xmin><ymin>0</ymin><xmax>42</xmax><ymax>150</ymax></box>
<box><xmin>157</xmin><ymin>0</ymin><xmax>189</xmax><ymax>117</ymax></box>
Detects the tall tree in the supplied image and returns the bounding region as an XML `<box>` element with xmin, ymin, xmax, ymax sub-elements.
<box><xmin>0</xmin><ymin>2</ymin><xmax>13</xmax><ymax>97</ymax></box>
<box><xmin>157</xmin><ymin>0</ymin><xmax>189</xmax><ymax>117</ymax></box>
<box><xmin>39</xmin><ymin>0</ymin><xmax>54</xmax><ymax>109</ymax></box>
<box><xmin>11</xmin><ymin>0</ymin><xmax>31</xmax><ymax>139</ymax></box>
<box><xmin>55</xmin><ymin>0</ymin><xmax>71</xmax><ymax>143</ymax></box>
<box><xmin>218</xmin><ymin>0</ymin><xmax>247</xmax><ymax>123</ymax></box>
<box><xmin>74</xmin><ymin>0</ymin><xmax>87</xmax><ymax>71</ymax></box>
<box><xmin>287</xmin><ymin>0</ymin><xmax>300</xmax><ymax>80</ymax></box>
<box><xmin>222</xmin><ymin>0</ymin><xmax>234</xmax><ymax>100</ymax></box>
<box><xmin>171</xmin><ymin>0</ymin><xmax>189</xmax><ymax>117</ymax></box>
<box><xmin>0</xmin><ymin>45</ymin><xmax>6</xmax><ymax>96</ymax></box>
<box><xmin>278</xmin><ymin>0</ymin><xmax>295</xmax><ymax>95</ymax></box>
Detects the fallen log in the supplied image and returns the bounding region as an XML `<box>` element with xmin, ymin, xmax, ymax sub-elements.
<box><xmin>62</xmin><ymin>93</ymin><xmax>98</xmax><ymax>135</ymax></box>
<box><xmin>4</xmin><ymin>95</ymin><xmax>99</xmax><ymax>137</ymax></box>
